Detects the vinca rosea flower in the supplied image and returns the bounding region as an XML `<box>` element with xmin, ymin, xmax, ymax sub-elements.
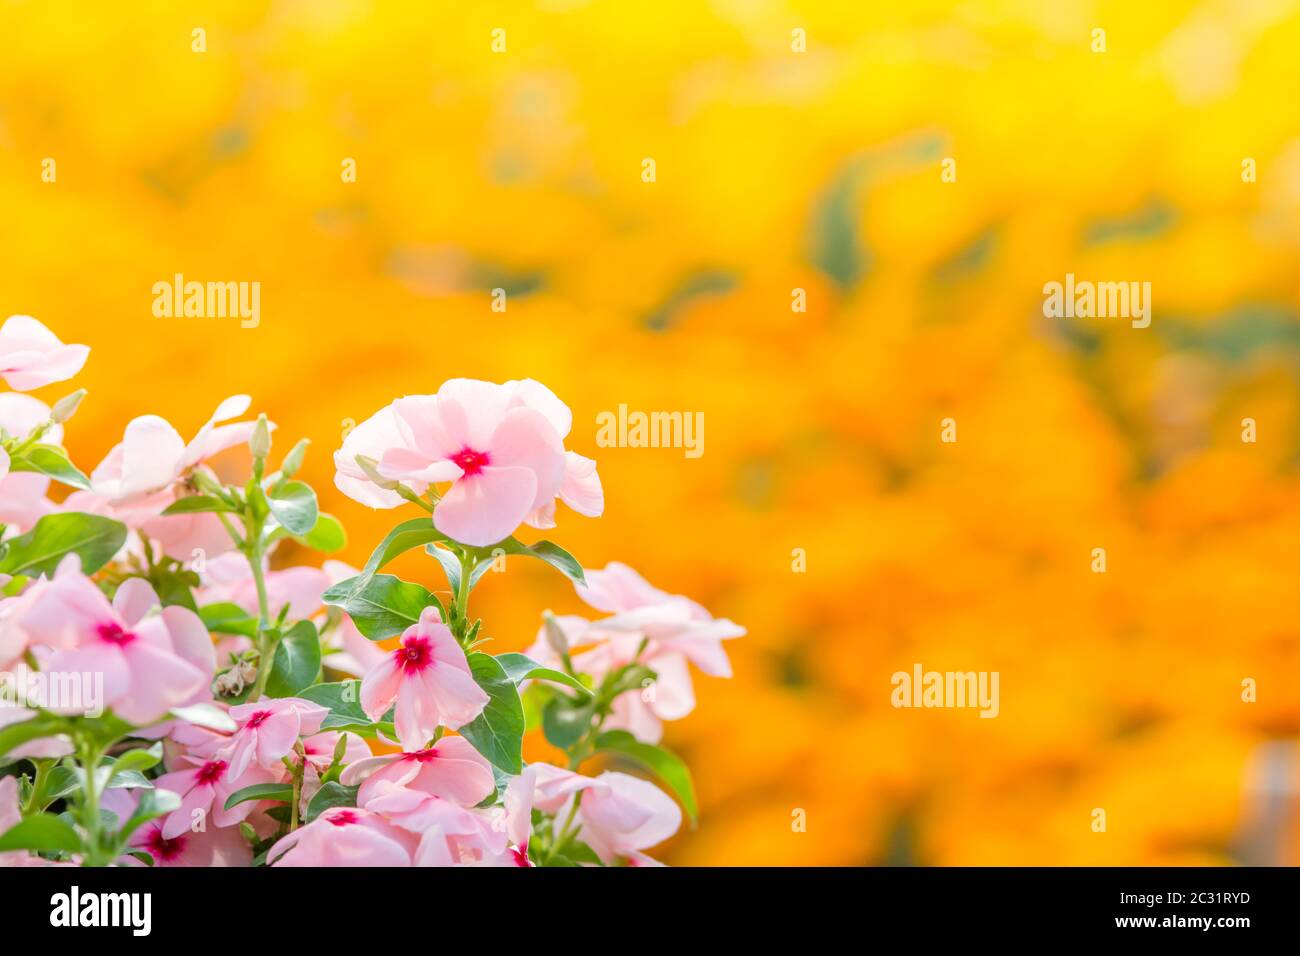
<box><xmin>18</xmin><ymin>563</ymin><xmax>211</xmax><ymax>725</ymax></box>
<box><xmin>526</xmin><ymin>562</ymin><xmax>744</xmax><ymax>742</ymax></box>
<box><xmin>0</xmin><ymin>393</ymin><xmax>62</xmax><ymax>527</ymax></box>
<box><xmin>204</xmin><ymin>698</ymin><xmax>330</xmax><ymax>778</ymax></box>
<box><xmin>334</xmin><ymin>378</ymin><xmax>602</xmax><ymax>546</ymax></box>
<box><xmin>100</xmin><ymin>788</ymin><xmax>252</xmax><ymax>868</ymax></box>
<box><xmin>0</xmin><ymin>315</ymin><xmax>89</xmax><ymax>392</ymax></box>
<box><xmin>359</xmin><ymin>606</ymin><xmax>489</xmax><ymax>750</ymax></box>
<box><xmin>271</xmin><ymin>807</ymin><xmax>418</xmax><ymax>867</ymax></box>
<box><xmin>196</xmin><ymin>552</ymin><xmax>331</xmax><ymax>624</ymax></box>
<box><xmin>342</xmin><ymin>735</ymin><xmax>495</xmax><ymax>808</ymax></box>
<box><xmin>66</xmin><ymin>395</ymin><xmax>266</xmax><ymax>560</ymax></box>
<box><xmin>531</xmin><ymin>765</ymin><xmax>682</xmax><ymax>866</ymax></box>
<box><xmin>0</xmin><ymin>323</ymin><xmax>737</xmax><ymax>869</ymax></box>
<box><xmin>154</xmin><ymin>756</ymin><xmax>281</xmax><ymax>840</ymax></box>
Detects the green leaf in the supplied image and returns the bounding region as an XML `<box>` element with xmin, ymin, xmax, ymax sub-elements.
<box><xmin>9</xmin><ymin>444</ymin><xmax>91</xmax><ymax>490</ymax></box>
<box><xmin>0</xmin><ymin>713</ymin><xmax>70</xmax><ymax>760</ymax></box>
<box><xmin>160</xmin><ymin>495</ymin><xmax>237</xmax><ymax>515</ymax></box>
<box><xmin>0</xmin><ymin>813</ymin><xmax>82</xmax><ymax>854</ymax></box>
<box><xmin>492</xmin><ymin>537</ymin><xmax>585</xmax><ymax>586</ymax></box>
<box><xmin>48</xmin><ymin>757</ymin><xmax>156</xmax><ymax>800</ymax></box>
<box><xmin>556</xmin><ymin>838</ymin><xmax>604</xmax><ymax>866</ymax></box>
<box><xmin>77</xmin><ymin>713</ymin><xmax>135</xmax><ymax>748</ymax></box>
<box><xmin>304</xmin><ymin>782</ymin><xmax>358</xmax><ymax>823</ymax></box>
<box><xmin>152</xmin><ymin>567</ymin><xmax>200</xmax><ymax>611</ymax></box>
<box><xmin>199</xmin><ymin>602</ymin><xmax>260</xmax><ymax>638</ymax></box>
<box><xmin>0</xmin><ymin>512</ymin><xmax>127</xmax><ymax>577</ymax></box>
<box><xmin>426</xmin><ymin>545</ymin><xmax>463</xmax><ymax>594</ymax></box>
<box><xmin>322</xmin><ymin>572</ymin><xmax>443</xmax><ymax>640</ymax></box>
<box><xmin>495</xmin><ymin>652</ymin><xmax>592</xmax><ymax>697</ymax></box>
<box><xmin>363</xmin><ymin>517</ymin><xmax>448</xmax><ymax>576</ymax></box>
<box><xmin>265</xmin><ymin>619</ymin><xmax>322</xmax><ymax>697</ymax></box>
<box><xmin>38</xmin><ymin>766</ymin><xmax>81</xmax><ymax>805</ymax></box>
<box><xmin>267</xmin><ymin>480</ymin><xmax>318</xmax><ymax>536</ymax></box>
<box><xmin>459</xmin><ymin>652</ymin><xmax>525</xmax><ymax>774</ymax></box>
<box><xmin>223</xmin><ymin>782</ymin><xmax>294</xmax><ymax>810</ymax></box>
<box><xmin>595</xmin><ymin>729</ymin><xmax>698</xmax><ymax>825</ymax></box>
<box><xmin>542</xmin><ymin>695</ymin><xmax>595</xmax><ymax>750</ymax></box>
<box><xmin>117</xmin><ymin>787</ymin><xmax>182</xmax><ymax>845</ymax></box>
<box><xmin>299</xmin><ymin>680</ymin><xmax>372</xmax><ymax>732</ymax></box>
<box><xmin>603</xmin><ymin>663</ymin><xmax>658</xmax><ymax>700</ymax></box>
<box><xmin>294</xmin><ymin>512</ymin><xmax>346</xmax><ymax>553</ymax></box>
<box><xmin>321</xmin><ymin>517</ymin><xmax>450</xmax><ymax>637</ymax></box>
<box><xmin>109</xmin><ymin>742</ymin><xmax>164</xmax><ymax>778</ymax></box>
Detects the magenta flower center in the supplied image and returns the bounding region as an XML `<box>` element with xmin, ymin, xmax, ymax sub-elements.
<box><xmin>405</xmin><ymin>747</ymin><xmax>440</xmax><ymax>764</ymax></box>
<box><xmin>396</xmin><ymin>636</ymin><xmax>434</xmax><ymax>673</ymax></box>
<box><xmin>328</xmin><ymin>810</ymin><xmax>360</xmax><ymax>827</ymax></box>
<box><xmin>144</xmin><ymin>825</ymin><xmax>188</xmax><ymax>862</ymax></box>
<box><xmin>97</xmin><ymin>621</ymin><xmax>137</xmax><ymax>646</ymax></box>
<box><xmin>195</xmin><ymin>760</ymin><xmax>227</xmax><ymax>786</ymax></box>
<box><xmin>245</xmin><ymin>710</ymin><xmax>273</xmax><ymax>729</ymax></box>
<box><xmin>450</xmin><ymin>447</ymin><xmax>490</xmax><ymax>477</ymax></box>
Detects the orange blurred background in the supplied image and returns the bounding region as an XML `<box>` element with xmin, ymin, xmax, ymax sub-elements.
<box><xmin>3</xmin><ymin>0</ymin><xmax>1300</xmax><ymax>864</ymax></box>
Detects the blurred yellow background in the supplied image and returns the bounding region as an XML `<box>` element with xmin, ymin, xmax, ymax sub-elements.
<box><xmin>3</xmin><ymin>0</ymin><xmax>1300</xmax><ymax>865</ymax></box>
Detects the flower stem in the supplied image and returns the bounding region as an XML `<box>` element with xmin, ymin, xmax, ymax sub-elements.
<box><xmin>77</xmin><ymin>738</ymin><xmax>104</xmax><ymax>866</ymax></box>
<box><xmin>244</xmin><ymin>512</ymin><xmax>278</xmax><ymax>701</ymax></box>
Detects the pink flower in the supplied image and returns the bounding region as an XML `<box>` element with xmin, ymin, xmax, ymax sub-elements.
<box><xmin>100</xmin><ymin>789</ymin><xmax>252</xmax><ymax>867</ymax></box>
<box><xmin>526</xmin><ymin>562</ymin><xmax>744</xmax><ymax>742</ymax></box>
<box><xmin>204</xmin><ymin>698</ymin><xmax>330</xmax><ymax>778</ymax></box>
<box><xmin>90</xmin><ymin>395</ymin><xmax>259</xmax><ymax>504</ymax></box>
<box><xmin>18</xmin><ymin>566</ymin><xmax>211</xmax><ymax>725</ymax></box>
<box><xmin>0</xmin><ymin>315</ymin><xmax>89</xmax><ymax>391</ymax></box>
<box><xmin>352</xmin><ymin>773</ymin><xmax>507</xmax><ymax>866</ymax></box>
<box><xmin>0</xmin><ymin>473</ymin><xmax>56</xmax><ymax>532</ymax></box>
<box><xmin>334</xmin><ymin>379</ymin><xmax>601</xmax><ymax>546</ymax></box>
<box><xmin>342</xmin><ymin>735</ymin><xmax>495</xmax><ymax>808</ymax></box>
<box><xmin>65</xmin><ymin>396</ymin><xmax>264</xmax><ymax>562</ymax></box>
<box><xmin>271</xmin><ymin>807</ymin><xmax>417</xmax><ymax>866</ymax></box>
<box><xmin>297</xmin><ymin>731</ymin><xmax>371</xmax><ymax>814</ymax></box>
<box><xmin>197</xmin><ymin>552</ymin><xmax>330</xmax><ymax>623</ymax></box>
<box><xmin>501</xmin><ymin>765</ymin><xmax>537</xmax><ymax>866</ymax></box>
<box><xmin>0</xmin><ymin>574</ymin><xmax>54</xmax><ymax>671</ymax></box>
<box><xmin>530</xmin><ymin>765</ymin><xmax>681</xmax><ymax>866</ymax></box>
<box><xmin>359</xmin><ymin>606</ymin><xmax>488</xmax><ymax>750</ymax></box>
<box><xmin>154</xmin><ymin>755</ymin><xmax>281</xmax><ymax>840</ymax></box>
<box><xmin>0</xmin><ymin>394</ymin><xmax>62</xmax><ymax>529</ymax></box>
<box><xmin>301</xmin><ymin>730</ymin><xmax>370</xmax><ymax>773</ymax></box>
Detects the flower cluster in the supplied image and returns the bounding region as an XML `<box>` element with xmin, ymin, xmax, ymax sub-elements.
<box><xmin>0</xmin><ymin>317</ymin><xmax>740</xmax><ymax>867</ymax></box>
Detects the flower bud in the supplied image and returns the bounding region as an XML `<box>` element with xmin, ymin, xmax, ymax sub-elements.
<box><xmin>281</xmin><ymin>438</ymin><xmax>309</xmax><ymax>478</ymax></box>
<box><xmin>51</xmin><ymin>388</ymin><xmax>87</xmax><ymax>424</ymax></box>
<box><xmin>355</xmin><ymin>454</ymin><xmax>400</xmax><ymax>491</ymax></box>
<box><xmin>249</xmin><ymin>413</ymin><xmax>272</xmax><ymax>459</ymax></box>
<box><xmin>542</xmin><ymin>611</ymin><xmax>569</xmax><ymax>657</ymax></box>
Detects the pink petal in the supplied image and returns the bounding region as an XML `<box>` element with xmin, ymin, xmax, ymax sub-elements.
<box><xmin>433</xmin><ymin>465</ymin><xmax>537</xmax><ymax>547</ymax></box>
<box><xmin>559</xmin><ymin>451</ymin><xmax>604</xmax><ymax>517</ymax></box>
<box><xmin>486</xmin><ymin>406</ymin><xmax>565</xmax><ymax>509</ymax></box>
<box><xmin>112</xmin><ymin>577</ymin><xmax>160</xmax><ymax>626</ymax></box>
<box><xmin>360</xmin><ymin>654</ymin><xmax>403</xmax><ymax>722</ymax></box>
<box><xmin>115</xmin><ymin>641</ymin><xmax>207</xmax><ymax>725</ymax></box>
